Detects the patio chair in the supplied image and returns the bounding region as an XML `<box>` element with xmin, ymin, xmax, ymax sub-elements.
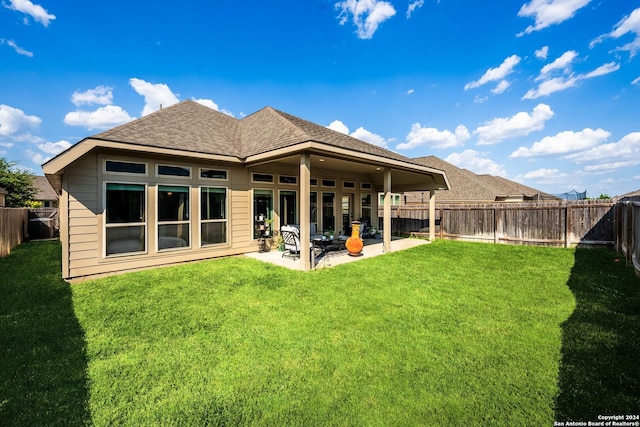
<box><xmin>280</xmin><ymin>225</ymin><xmax>300</xmax><ymax>260</ymax></box>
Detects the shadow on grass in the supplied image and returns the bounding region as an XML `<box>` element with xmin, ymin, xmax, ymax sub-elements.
<box><xmin>0</xmin><ymin>240</ymin><xmax>92</xmax><ymax>426</ymax></box>
<box><xmin>555</xmin><ymin>247</ymin><xmax>640</xmax><ymax>421</ymax></box>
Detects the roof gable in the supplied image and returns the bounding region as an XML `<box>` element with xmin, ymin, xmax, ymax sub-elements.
<box><xmin>92</xmin><ymin>101</ymin><xmax>243</xmax><ymax>157</ymax></box>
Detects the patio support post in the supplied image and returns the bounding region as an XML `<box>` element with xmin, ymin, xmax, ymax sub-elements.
<box><xmin>429</xmin><ymin>188</ymin><xmax>436</xmax><ymax>241</ymax></box>
<box><xmin>300</xmin><ymin>153</ymin><xmax>311</xmax><ymax>270</ymax></box>
<box><xmin>383</xmin><ymin>167</ymin><xmax>392</xmax><ymax>252</ymax></box>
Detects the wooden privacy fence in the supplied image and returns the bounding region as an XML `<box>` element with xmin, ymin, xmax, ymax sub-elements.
<box><xmin>380</xmin><ymin>200</ymin><xmax>616</xmax><ymax>248</ymax></box>
<box><xmin>616</xmin><ymin>197</ymin><xmax>640</xmax><ymax>278</ymax></box>
<box><xmin>0</xmin><ymin>208</ymin><xmax>28</xmax><ymax>257</ymax></box>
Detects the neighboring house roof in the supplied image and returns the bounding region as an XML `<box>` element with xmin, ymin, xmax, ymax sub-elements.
<box><xmin>0</xmin><ymin>187</ymin><xmax>7</xmax><ymax>195</ymax></box>
<box><xmin>619</xmin><ymin>188</ymin><xmax>640</xmax><ymax>198</ymax></box>
<box><xmin>411</xmin><ymin>156</ymin><xmax>558</xmax><ymax>203</ymax></box>
<box><xmin>43</xmin><ymin>100</ymin><xmax>449</xmax><ymax>193</ymax></box>
<box><xmin>33</xmin><ymin>176</ymin><xmax>58</xmax><ymax>201</ymax></box>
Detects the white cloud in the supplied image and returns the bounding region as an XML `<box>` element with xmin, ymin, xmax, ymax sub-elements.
<box><xmin>591</xmin><ymin>7</ymin><xmax>640</xmax><ymax>57</ymax></box>
<box><xmin>632</xmin><ymin>76</ymin><xmax>640</xmax><ymax>85</ymax></box>
<box><xmin>565</xmin><ymin>132</ymin><xmax>640</xmax><ymax>163</ymax></box>
<box><xmin>351</xmin><ymin>127</ymin><xmax>389</xmax><ymax>147</ymax></box>
<box><xmin>583</xmin><ymin>160</ymin><xmax>640</xmax><ymax>173</ymax></box>
<box><xmin>407</xmin><ymin>88</ymin><xmax>414</xmax><ymax>95</ymax></box>
<box><xmin>406</xmin><ymin>0</ymin><xmax>424</xmax><ymax>18</ymax></box>
<box><xmin>583</xmin><ymin>62</ymin><xmax>620</xmax><ymax>78</ymax></box>
<box><xmin>535</xmin><ymin>46</ymin><xmax>549</xmax><ymax>60</ymax></box>
<box><xmin>327</xmin><ymin>120</ymin><xmax>389</xmax><ymax>148</ymax></box>
<box><xmin>397</xmin><ymin>123</ymin><xmax>470</xmax><ymax>150</ymax></box>
<box><xmin>522</xmin><ymin>168</ymin><xmax>561</xmax><ymax>179</ymax></box>
<box><xmin>26</xmin><ymin>149</ymin><xmax>49</xmax><ymax>165</ymax></box>
<box><xmin>327</xmin><ymin>120</ymin><xmax>350</xmax><ymax>135</ymax></box>
<box><xmin>523</xmin><ymin>62</ymin><xmax>619</xmax><ymax>99</ymax></box>
<box><xmin>1</xmin><ymin>39</ymin><xmax>33</xmax><ymax>57</ymax></box>
<box><xmin>38</xmin><ymin>140</ymin><xmax>71</xmax><ymax>155</ymax></box>
<box><xmin>475</xmin><ymin>103</ymin><xmax>554</xmax><ymax>145</ymax></box>
<box><xmin>129</xmin><ymin>78</ymin><xmax>180</xmax><ymax>116</ymax></box>
<box><xmin>464</xmin><ymin>55</ymin><xmax>521</xmax><ymax>90</ymax></box>
<box><xmin>445</xmin><ymin>149</ymin><xmax>506</xmax><ymax>176</ymax></box>
<box><xmin>4</xmin><ymin>0</ymin><xmax>56</xmax><ymax>27</ymax></box>
<box><xmin>509</xmin><ymin>128</ymin><xmax>610</xmax><ymax>158</ymax></box>
<box><xmin>71</xmin><ymin>86</ymin><xmax>113</xmax><ymax>106</ymax></box>
<box><xmin>335</xmin><ymin>0</ymin><xmax>396</xmax><ymax>39</ymax></box>
<box><xmin>64</xmin><ymin>105</ymin><xmax>134</xmax><ymax>130</ymax></box>
<box><xmin>0</xmin><ymin>104</ymin><xmax>41</xmax><ymax>137</ymax></box>
<box><xmin>515</xmin><ymin>168</ymin><xmax>570</xmax><ymax>185</ymax></box>
<box><xmin>490</xmin><ymin>80</ymin><xmax>511</xmax><ymax>94</ymax></box>
<box><xmin>517</xmin><ymin>0</ymin><xmax>591</xmax><ymax>36</ymax></box>
<box><xmin>193</xmin><ymin>98</ymin><xmax>219</xmax><ymax>110</ymax></box>
<box><xmin>537</xmin><ymin>50</ymin><xmax>578</xmax><ymax>78</ymax></box>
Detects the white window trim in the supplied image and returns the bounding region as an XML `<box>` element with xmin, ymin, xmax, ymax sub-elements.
<box><xmin>156</xmin><ymin>163</ymin><xmax>192</xmax><ymax>179</ymax></box>
<box><xmin>252</xmin><ymin>188</ymin><xmax>274</xmax><ymax>240</ymax></box>
<box><xmin>251</xmin><ymin>172</ymin><xmax>275</xmax><ymax>184</ymax></box>
<box><xmin>199</xmin><ymin>168</ymin><xmax>229</xmax><ymax>181</ymax></box>
<box><xmin>156</xmin><ymin>184</ymin><xmax>192</xmax><ymax>252</ymax></box>
<box><xmin>199</xmin><ymin>186</ymin><xmax>228</xmax><ymax>247</ymax></box>
<box><xmin>103</xmin><ymin>181</ymin><xmax>148</xmax><ymax>257</ymax></box>
<box><xmin>104</xmin><ymin>159</ymin><xmax>148</xmax><ymax>176</ymax></box>
<box><xmin>278</xmin><ymin>175</ymin><xmax>298</xmax><ymax>185</ymax></box>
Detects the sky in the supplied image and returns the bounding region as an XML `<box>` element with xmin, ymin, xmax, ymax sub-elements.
<box><xmin>1</xmin><ymin>0</ymin><xmax>639</xmax><ymax>197</ymax></box>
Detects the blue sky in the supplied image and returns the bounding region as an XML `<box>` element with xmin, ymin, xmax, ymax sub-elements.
<box><xmin>1</xmin><ymin>0</ymin><xmax>639</xmax><ymax>197</ymax></box>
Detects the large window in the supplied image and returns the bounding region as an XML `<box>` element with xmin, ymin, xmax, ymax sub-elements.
<box><xmin>361</xmin><ymin>193</ymin><xmax>372</xmax><ymax>223</ymax></box>
<box><xmin>279</xmin><ymin>190</ymin><xmax>297</xmax><ymax>226</ymax></box>
<box><xmin>201</xmin><ymin>187</ymin><xmax>227</xmax><ymax>246</ymax></box>
<box><xmin>322</xmin><ymin>192</ymin><xmax>335</xmax><ymax>233</ymax></box>
<box><xmin>105</xmin><ymin>183</ymin><xmax>146</xmax><ymax>255</ymax></box>
<box><xmin>253</xmin><ymin>189</ymin><xmax>273</xmax><ymax>239</ymax></box>
<box><xmin>158</xmin><ymin>185</ymin><xmax>190</xmax><ymax>250</ymax></box>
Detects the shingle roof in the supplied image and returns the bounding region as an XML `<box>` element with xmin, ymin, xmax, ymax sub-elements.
<box><xmin>412</xmin><ymin>156</ymin><xmax>558</xmax><ymax>202</ymax></box>
<box><xmin>92</xmin><ymin>100</ymin><xmax>243</xmax><ymax>157</ymax></box>
<box><xmin>89</xmin><ymin>100</ymin><xmax>423</xmax><ymax>164</ymax></box>
<box><xmin>33</xmin><ymin>176</ymin><xmax>58</xmax><ymax>201</ymax></box>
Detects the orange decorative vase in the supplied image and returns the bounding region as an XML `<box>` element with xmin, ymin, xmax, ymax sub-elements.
<box><xmin>345</xmin><ymin>221</ymin><xmax>363</xmax><ymax>257</ymax></box>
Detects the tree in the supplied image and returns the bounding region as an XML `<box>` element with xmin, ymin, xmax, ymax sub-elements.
<box><xmin>0</xmin><ymin>158</ymin><xmax>36</xmax><ymax>207</ymax></box>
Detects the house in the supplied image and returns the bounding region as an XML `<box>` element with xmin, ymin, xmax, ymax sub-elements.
<box><xmin>43</xmin><ymin>101</ymin><xmax>449</xmax><ymax>279</ymax></box>
<box><xmin>407</xmin><ymin>156</ymin><xmax>558</xmax><ymax>204</ymax></box>
<box><xmin>32</xmin><ymin>176</ymin><xmax>59</xmax><ymax>208</ymax></box>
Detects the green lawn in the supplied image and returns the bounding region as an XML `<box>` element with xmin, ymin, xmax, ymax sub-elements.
<box><xmin>1</xmin><ymin>240</ymin><xmax>638</xmax><ymax>426</ymax></box>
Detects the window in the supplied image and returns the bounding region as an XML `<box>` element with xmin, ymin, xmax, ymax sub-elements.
<box><xmin>322</xmin><ymin>192</ymin><xmax>335</xmax><ymax>233</ymax></box>
<box><xmin>201</xmin><ymin>187</ymin><xmax>227</xmax><ymax>246</ymax></box>
<box><xmin>157</xmin><ymin>185</ymin><xmax>190</xmax><ymax>250</ymax></box>
<box><xmin>105</xmin><ymin>183</ymin><xmax>146</xmax><ymax>255</ymax></box>
<box><xmin>200</xmin><ymin>168</ymin><xmax>228</xmax><ymax>180</ymax></box>
<box><xmin>158</xmin><ymin>164</ymin><xmax>191</xmax><ymax>177</ymax></box>
<box><xmin>321</xmin><ymin>179</ymin><xmax>336</xmax><ymax>188</ymax></box>
<box><xmin>279</xmin><ymin>175</ymin><xmax>297</xmax><ymax>185</ymax></box>
<box><xmin>379</xmin><ymin>193</ymin><xmax>403</xmax><ymax>206</ymax></box>
<box><xmin>310</xmin><ymin>192</ymin><xmax>318</xmax><ymax>224</ymax></box>
<box><xmin>252</xmin><ymin>173</ymin><xmax>274</xmax><ymax>183</ymax></box>
<box><xmin>343</xmin><ymin>181</ymin><xmax>355</xmax><ymax>189</ymax></box>
<box><xmin>361</xmin><ymin>193</ymin><xmax>372</xmax><ymax>222</ymax></box>
<box><xmin>279</xmin><ymin>190</ymin><xmax>297</xmax><ymax>226</ymax></box>
<box><xmin>310</xmin><ymin>178</ymin><xmax>318</xmax><ymax>186</ymax></box>
<box><xmin>105</xmin><ymin>160</ymin><xmax>146</xmax><ymax>175</ymax></box>
<box><xmin>361</xmin><ymin>182</ymin><xmax>372</xmax><ymax>190</ymax></box>
<box><xmin>253</xmin><ymin>189</ymin><xmax>273</xmax><ymax>239</ymax></box>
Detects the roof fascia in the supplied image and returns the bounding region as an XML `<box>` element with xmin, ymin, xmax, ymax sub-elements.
<box><xmin>245</xmin><ymin>141</ymin><xmax>450</xmax><ymax>188</ymax></box>
<box><xmin>42</xmin><ymin>138</ymin><xmax>242</xmax><ymax>175</ymax></box>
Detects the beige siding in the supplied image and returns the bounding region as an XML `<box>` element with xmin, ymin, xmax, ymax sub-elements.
<box><xmin>62</xmin><ymin>153</ymin><xmax>382</xmax><ymax>279</ymax></box>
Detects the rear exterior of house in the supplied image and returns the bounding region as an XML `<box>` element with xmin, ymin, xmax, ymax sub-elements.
<box><xmin>44</xmin><ymin>101</ymin><xmax>449</xmax><ymax>279</ymax></box>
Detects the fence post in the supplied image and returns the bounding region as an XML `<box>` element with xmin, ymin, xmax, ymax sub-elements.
<box><xmin>564</xmin><ymin>204</ymin><xmax>570</xmax><ymax>248</ymax></box>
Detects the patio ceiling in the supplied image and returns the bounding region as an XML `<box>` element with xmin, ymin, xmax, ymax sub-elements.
<box><xmin>248</xmin><ymin>152</ymin><xmax>449</xmax><ymax>193</ymax></box>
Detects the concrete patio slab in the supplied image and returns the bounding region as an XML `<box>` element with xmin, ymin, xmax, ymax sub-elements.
<box><xmin>244</xmin><ymin>237</ymin><xmax>430</xmax><ymax>270</ymax></box>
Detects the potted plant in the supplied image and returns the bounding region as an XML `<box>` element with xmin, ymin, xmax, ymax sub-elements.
<box><xmin>272</xmin><ymin>232</ymin><xmax>284</xmax><ymax>251</ymax></box>
<box><xmin>264</xmin><ymin>217</ymin><xmax>273</xmax><ymax>237</ymax></box>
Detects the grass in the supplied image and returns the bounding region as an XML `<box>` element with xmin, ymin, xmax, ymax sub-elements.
<box><xmin>1</xmin><ymin>239</ymin><xmax>638</xmax><ymax>426</ymax></box>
